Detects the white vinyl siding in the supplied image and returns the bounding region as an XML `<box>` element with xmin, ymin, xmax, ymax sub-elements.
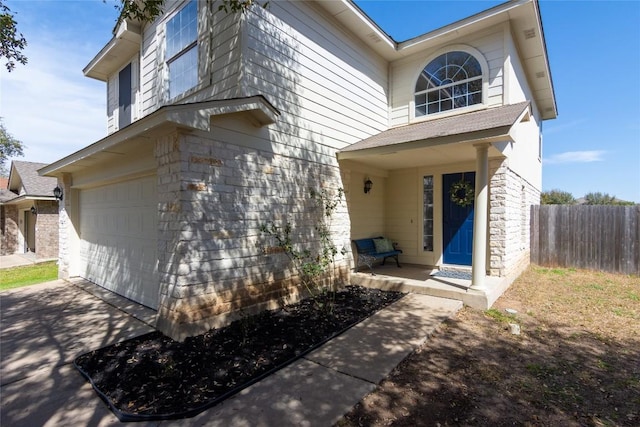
<box><xmin>141</xmin><ymin>16</ymin><xmax>160</xmax><ymax>115</ymax></box>
<box><xmin>139</xmin><ymin>1</ymin><xmax>242</xmax><ymax>115</ymax></box>
<box><xmin>202</xmin><ymin>8</ymin><xmax>243</xmax><ymax>99</ymax></box>
<box><xmin>384</xmin><ymin>169</ymin><xmax>420</xmax><ymax>262</ymax></box>
<box><xmin>502</xmin><ymin>26</ymin><xmax>542</xmax><ymax>188</ymax></box>
<box><xmin>390</xmin><ymin>26</ymin><xmax>505</xmax><ymax>127</ymax></box>
<box><xmin>350</xmin><ymin>176</ymin><xmax>386</xmax><ymax>239</ymax></box>
<box><xmin>242</xmin><ymin>2</ymin><xmax>389</xmax><ymax>153</ymax></box>
<box><xmin>106</xmin><ymin>56</ymin><xmax>140</xmax><ymax>134</ymax></box>
<box><xmin>106</xmin><ymin>74</ymin><xmax>117</xmax><ymax>134</ymax></box>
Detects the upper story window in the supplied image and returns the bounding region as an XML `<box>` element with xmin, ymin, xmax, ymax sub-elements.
<box><xmin>415</xmin><ymin>51</ymin><xmax>482</xmax><ymax>117</ymax></box>
<box><xmin>118</xmin><ymin>63</ymin><xmax>133</xmax><ymax>128</ymax></box>
<box><xmin>166</xmin><ymin>1</ymin><xmax>198</xmax><ymax>98</ymax></box>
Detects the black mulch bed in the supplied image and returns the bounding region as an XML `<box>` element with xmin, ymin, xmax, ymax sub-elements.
<box><xmin>75</xmin><ymin>285</ymin><xmax>405</xmax><ymax>421</ymax></box>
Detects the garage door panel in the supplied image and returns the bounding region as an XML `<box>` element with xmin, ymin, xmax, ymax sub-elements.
<box><xmin>79</xmin><ymin>176</ymin><xmax>158</xmax><ymax>309</ymax></box>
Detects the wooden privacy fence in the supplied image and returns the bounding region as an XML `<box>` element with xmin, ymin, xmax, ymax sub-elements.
<box><xmin>531</xmin><ymin>205</ymin><xmax>640</xmax><ymax>275</ymax></box>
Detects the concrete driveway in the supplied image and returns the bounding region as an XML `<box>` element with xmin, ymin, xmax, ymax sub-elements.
<box><xmin>0</xmin><ymin>279</ymin><xmax>157</xmax><ymax>426</ymax></box>
<box><xmin>1</xmin><ymin>277</ymin><xmax>462</xmax><ymax>427</ymax></box>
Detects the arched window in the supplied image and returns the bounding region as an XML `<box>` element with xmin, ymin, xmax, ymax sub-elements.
<box><xmin>415</xmin><ymin>51</ymin><xmax>483</xmax><ymax>117</ymax></box>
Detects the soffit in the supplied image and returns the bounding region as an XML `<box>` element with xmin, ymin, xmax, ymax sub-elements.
<box><xmin>83</xmin><ymin>20</ymin><xmax>142</xmax><ymax>81</ymax></box>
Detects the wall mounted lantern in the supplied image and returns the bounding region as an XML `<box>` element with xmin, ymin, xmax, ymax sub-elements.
<box><xmin>364</xmin><ymin>178</ymin><xmax>373</xmax><ymax>194</ymax></box>
<box><xmin>53</xmin><ymin>185</ymin><xmax>64</xmax><ymax>201</ymax></box>
<box><xmin>30</xmin><ymin>206</ymin><xmax>37</xmax><ymax>215</ymax></box>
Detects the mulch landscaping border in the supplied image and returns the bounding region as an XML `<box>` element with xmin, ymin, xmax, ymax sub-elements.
<box><xmin>74</xmin><ymin>286</ymin><xmax>405</xmax><ymax>422</ymax></box>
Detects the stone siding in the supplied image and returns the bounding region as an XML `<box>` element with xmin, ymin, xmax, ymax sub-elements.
<box><xmin>57</xmin><ymin>174</ymin><xmax>73</xmax><ymax>279</ymax></box>
<box><xmin>489</xmin><ymin>159</ymin><xmax>540</xmax><ymax>277</ymax></box>
<box><xmin>34</xmin><ymin>200</ymin><xmax>59</xmax><ymax>259</ymax></box>
<box><xmin>155</xmin><ymin>131</ymin><xmax>351</xmax><ymax>340</ymax></box>
<box><xmin>1</xmin><ymin>205</ymin><xmax>18</xmax><ymax>255</ymax></box>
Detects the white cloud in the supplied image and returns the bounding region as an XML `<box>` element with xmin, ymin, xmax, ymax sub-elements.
<box><xmin>544</xmin><ymin>150</ymin><xmax>606</xmax><ymax>165</ymax></box>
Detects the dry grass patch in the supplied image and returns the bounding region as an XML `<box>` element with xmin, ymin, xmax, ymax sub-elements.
<box><xmin>339</xmin><ymin>266</ymin><xmax>640</xmax><ymax>427</ymax></box>
<box><xmin>498</xmin><ymin>267</ymin><xmax>639</xmax><ymax>342</ymax></box>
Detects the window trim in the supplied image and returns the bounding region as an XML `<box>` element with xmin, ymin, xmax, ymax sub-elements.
<box><xmin>410</xmin><ymin>45</ymin><xmax>489</xmax><ymax>123</ymax></box>
<box><xmin>165</xmin><ymin>0</ymin><xmax>199</xmax><ymax>100</ymax></box>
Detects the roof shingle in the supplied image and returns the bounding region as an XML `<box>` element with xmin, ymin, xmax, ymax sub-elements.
<box><xmin>10</xmin><ymin>161</ymin><xmax>57</xmax><ymax>197</ymax></box>
<box><xmin>340</xmin><ymin>102</ymin><xmax>530</xmax><ymax>153</ymax></box>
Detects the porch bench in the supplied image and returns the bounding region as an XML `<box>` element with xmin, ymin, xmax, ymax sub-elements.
<box><xmin>352</xmin><ymin>237</ymin><xmax>402</xmax><ymax>274</ymax></box>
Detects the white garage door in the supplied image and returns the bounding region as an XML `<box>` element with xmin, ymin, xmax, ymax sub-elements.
<box><xmin>79</xmin><ymin>175</ymin><xmax>159</xmax><ymax>309</ymax></box>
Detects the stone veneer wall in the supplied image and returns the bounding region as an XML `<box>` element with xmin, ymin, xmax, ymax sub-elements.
<box><xmin>0</xmin><ymin>205</ymin><xmax>18</xmax><ymax>255</ymax></box>
<box><xmin>489</xmin><ymin>158</ymin><xmax>540</xmax><ymax>277</ymax></box>
<box><xmin>155</xmin><ymin>131</ymin><xmax>352</xmax><ymax>340</ymax></box>
<box><xmin>34</xmin><ymin>200</ymin><xmax>59</xmax><ymax>259</ymax></box>
<box><xmin>57</xmin><ymin>174</ymin><xmax>73</xmax><ymax>279</ymax></box>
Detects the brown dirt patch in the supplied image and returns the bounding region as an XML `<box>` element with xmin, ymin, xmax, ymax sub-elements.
<box><xmin>338</xmin><ymin>266</ymin><xmax>640</xmax><ymax>426</ymax></box>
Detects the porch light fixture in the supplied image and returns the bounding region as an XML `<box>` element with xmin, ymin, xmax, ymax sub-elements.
<box><xmin>364</xmin><ymin>178</ymin><xmax>373</xmax><ymax>194</ymax></box>
<box><xmin>53</xmin><ymin>185</ymin><xmax>63</xmax><ymax>201</ymax></box>
<box><xmin>30</xmin><ymin>206</ymin><xmax>37</xmax><ymax>215</ymax></box>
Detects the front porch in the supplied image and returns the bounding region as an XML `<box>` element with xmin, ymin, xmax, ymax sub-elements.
<box><xmin>350</xmin><ymin>263</ymin><xmax>516</xmax><ymax>310</ymax></box>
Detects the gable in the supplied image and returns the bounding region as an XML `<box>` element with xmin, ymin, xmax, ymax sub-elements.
<box><xmin>317</xmin><ymin>0</ymin><xmax>556</xmax><ymax>120</ymax></box>
<box><xmin>8</xmin><ymin>161</ymin><xmax>57</xmax><ymax>197</ymax></box>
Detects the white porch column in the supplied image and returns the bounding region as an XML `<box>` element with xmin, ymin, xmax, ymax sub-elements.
<box><xmin>470</xmin><ymin>143</ymin><xmax>490</xmax><ymax>290</ymax></box>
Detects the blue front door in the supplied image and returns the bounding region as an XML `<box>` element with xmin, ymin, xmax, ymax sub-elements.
<box><xmin>443</xmin><ymin>172</ymin><xmax>475</xmax><ymax>266</ymax></box>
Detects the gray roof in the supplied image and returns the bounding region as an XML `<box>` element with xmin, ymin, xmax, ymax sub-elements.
<box><xmin>9</xmin><ymin>161</ymin><xmax>57</xmax><ymax>197</ymax></box>
<box><xmin>0</xmin><ymin>189</ymin><xmax>17</xmax><ymax>203</ymax></box>
<box><xmin>340</xmin><ymin>102</ymin><xmax>531</xmax><ymax>153</ymax></box>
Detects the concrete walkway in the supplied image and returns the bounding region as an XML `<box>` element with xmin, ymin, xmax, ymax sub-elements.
<box><xmin>0</xmin><ymin>280</ymin><xmax>462</xmax><ymax>427</ymax></box>
<box><xmin>0</xmin><ymin>253</ymin><xmax>57</xmax><ymax>269</ymax></box>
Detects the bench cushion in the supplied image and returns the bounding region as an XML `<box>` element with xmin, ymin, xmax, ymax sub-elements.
<box><xmin>373</xmin><ymin>237</ymin><xmax>393</xmax><ymax>253</ymax></box>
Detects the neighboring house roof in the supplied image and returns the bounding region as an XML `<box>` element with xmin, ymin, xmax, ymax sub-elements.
<box><xmin>0</xmin><ymin>189</ymin><xmax>17</xmax><ymax>203</ymax></box>
<box><xmin>6</xmin><ymin>161</ymin><xmax>58</xmax><ymax>201</ymax></box>
<box><xmin>340</xmin><ymin>102</ymin><xmax>530</xmax><ymax>155</ymax></box>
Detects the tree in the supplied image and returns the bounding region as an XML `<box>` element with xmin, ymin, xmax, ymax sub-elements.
<box><xmin>258</xmin><ymin>188</ymin><xmax>347</xmax><ymax>307</ymax></box>
<box><xmin>541</xmin><ymin>189</ymin><xmax>575</xmax><ymax>205</ymax></box>
<box><xmin>0</xmin><ymin>118</ymin><xmax>24</xmax><ymax>176</ymax></box>
<box><xmin>583</xmin><ymin>192</ymin><xmax>620</xmax><ymax>205</ymax></box>
<box><xmin>113</xmin><ymin>0</ymin><xmax>164</xmax><ymax>28</ymax></box>
<box><xmin>0</xmin><ymin>0</ymin><xmax>27</xmax><ymax>72</ymax></box>
<box><xmin>218</xmin><ymin>0</ymin><xmax>268</xmax><ymax>14</ymax></box>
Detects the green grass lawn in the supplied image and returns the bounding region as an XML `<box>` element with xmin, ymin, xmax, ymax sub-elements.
<box><xmin>0</xmin><ymin>261</ymin><xmax>58</xmax><ymax>291</ymax></box>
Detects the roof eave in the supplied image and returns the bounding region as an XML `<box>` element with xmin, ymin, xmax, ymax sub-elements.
<box><xmin>530</xmin><ymin>0</ymin><xmax>557</xmax><ymax>119</ymax></box>
<box><xmin>39</xmin><ymin>96</ymin><xmax>281</xmax><ymax>177</ymax></box>
<box><xmin>1</xmin><ymin>195</ymin><xmax>57</xmax><ymax>205</ymax></box>
<box><xmin>319</xmin><ymin>0</ymin><xmax>556</xmax><ymax>119</ymax></box>
<box><xmin>338</xmin><ymin>125</ymin><xmax>514</xmax><ymax>160</ymax></box>
<box><xmin>7</xmin><ymin>162</ymin><xmax>20</xmax><ymax>192</ymax></box>
<box><xmin>83</xmin><ymin>20</ymin><xmax>142</xmax><ymax>81</ymax></box>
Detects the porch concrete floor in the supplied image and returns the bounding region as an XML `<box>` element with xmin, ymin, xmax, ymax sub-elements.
<box><xmin>350</xmin><ymin>263</ymin><xmax>515</xmax><ymax>310</ymax></box>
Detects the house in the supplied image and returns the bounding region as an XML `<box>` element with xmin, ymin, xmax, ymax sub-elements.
<box><xmin>39</xmin><ymin>0</ymin><xmax>556</xmax><ymax>340</ymax></box>
<box><xmin>1</xmin><ymin>161</ymin><xmax>59</xmax><ymax>259</ymax></box>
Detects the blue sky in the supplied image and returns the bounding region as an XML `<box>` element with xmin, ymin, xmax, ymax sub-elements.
<box><xmin>1</xmin><ymin>0</ymin><xmax>639</xmax><ymax>202</ymax></box>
